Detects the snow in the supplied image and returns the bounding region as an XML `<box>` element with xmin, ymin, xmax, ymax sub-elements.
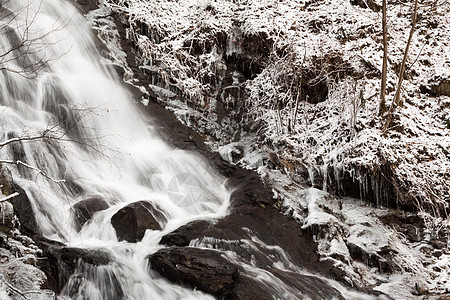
<box><xmin>280</xmin><ymin>186</ymin><xmax>450</xmax><ymax>297</ymax></box>
<box><xmin>0</xmin><ymin>231</ymin><xmax>54</xmax><ymax>300</ymax></box>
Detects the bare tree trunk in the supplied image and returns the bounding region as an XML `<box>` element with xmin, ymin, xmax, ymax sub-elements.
<box><xmin>380</xmin><ymin>0</ymin><xmax>388</xmax><ymax>114</ymax></box>
<box><xmin>292</xmin><ymin>76</ymin><xmax>302</xmax><ymax>129</ymax></box>
<box><xmin>292</xmin><ymin>45</ymin><xmax>306</xmax><ymax>129</ymax></box>
<box><xmin>393</xmin><ymin>0</ymin><xmax>419</xmax><ymax>106</ymax></box>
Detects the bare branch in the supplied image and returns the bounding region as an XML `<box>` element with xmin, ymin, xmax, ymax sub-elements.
<box><xmin>393</xmin><ymin>0</ymin><xmax>419</xmax><ymax>106</ymax></box>
<box><xmin>0</xmin><ymin>160</ymin><xmax>66</xmax><ymax>184</ymax></box>
<box><xmin>0</xmin><ymin>0</ymin><xmax>72</xmax><ymax>78</ymax></box>
<box><xmin>0</xmin><ymin>191</ymin><xmax>19</xmax><ymax>202</ymax></box>
<box><xmin>0</xmin><ymin>132</ymin><xmax>52</xmax><ymax>149</ymax></box>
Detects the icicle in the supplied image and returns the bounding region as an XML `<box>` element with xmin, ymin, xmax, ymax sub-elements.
<box><xmin>322</xmin><ymin>164</ymin><xmax>328</xmax><ymax>192</ymax></box>
<box><xmin>308</xmin><ymin>167</ymin><xmax>315</xmax><ymax>188</ymax></box>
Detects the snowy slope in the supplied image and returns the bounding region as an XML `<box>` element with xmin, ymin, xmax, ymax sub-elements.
<box><xmin>103</xmin><ymin>0</ymin><xmax>449</xmax><ymax>215</ymax></box>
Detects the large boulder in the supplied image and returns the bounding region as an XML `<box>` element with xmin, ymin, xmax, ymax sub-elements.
<box><xmin>72</xmin><ymin>196</ymin><xmax>110</xmax><ymax>231</ymax></box>
<box><xmin>11</xmin><ymin>183</ymin><xmax>39</xmax><ymax>237</ymax></box>
<box><xmin>148</xmin><ymin>247</ymin><xmax>238</xmax><ymax>298</ymax></box>
<box><xmin>111</xmin><ymin>201</ymin><xmax>166</xmax><ymax>242</ymax></box>
<box><xmin>36</xmin><ymin>237</ymin><xmax>112</xmax><ymax>293</ymax></box>
<box><xmin>159</xmin><ymin>220</ymin><xmax>210</xmax><ymax>246</ymax></box>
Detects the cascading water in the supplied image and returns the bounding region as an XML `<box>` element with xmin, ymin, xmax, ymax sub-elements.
<box><xmin>1</xmin><ymin>0</ymin><xmax>228</xmax><ymax>298</ymax></box>
<box><xmin>0</xmin><ymin>1</ymin><xmax>391</xmax><ymax>299</ymax></box>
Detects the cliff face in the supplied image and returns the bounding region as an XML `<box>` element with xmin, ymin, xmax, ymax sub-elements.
<box><xmin>0</xmin><ymin>165</ymin><xmax>56</xmax><ymax>299</ymax></box>
<box><xmin>85</xmin><ymin>0</ymin><xmax>449</xmax><ymax>297</ymax></box>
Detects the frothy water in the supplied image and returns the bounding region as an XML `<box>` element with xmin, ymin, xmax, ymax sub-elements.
<box><xmin>0</xmin><ymin>1</ymin><xmax>388</xmax><ymax>299</ymax></box>
<box><xmin>1</xmin><ymin>0</ymin><xmax>228</xmax><ymax>298</ymax></box>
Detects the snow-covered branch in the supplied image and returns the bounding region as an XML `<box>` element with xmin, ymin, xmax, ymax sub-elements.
<box><xmin>0</xmin><ymin>160</ymin><xmax>66</xmax><ymax>184</ymax></box>
<box><xmin>0</xmin><ymin>192</ymin><xmax>19</xmax><ymax>203</ymax></box>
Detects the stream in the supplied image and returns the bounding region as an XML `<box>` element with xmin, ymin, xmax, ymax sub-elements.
<box><xmin>0</xmin><ymin>0</ymin><xmax>387</xmax><ymax>299</ymax></box>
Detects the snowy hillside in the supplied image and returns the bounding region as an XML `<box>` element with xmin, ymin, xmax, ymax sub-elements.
<box><xmin>103</xmin><ymin>0</ymin><xmax>449</xmax><ymax>216</ymax></box>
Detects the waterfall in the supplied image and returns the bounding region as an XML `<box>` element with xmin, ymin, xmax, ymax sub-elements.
<box><xmin>0</xmin><ymin>0</ymin><xmax>229</xmax><ymax>298</ymax></box>
<box><xmin>0</xmin><ymin>1</ymin><xmax>393</xmax><ymax>299</ymax></box>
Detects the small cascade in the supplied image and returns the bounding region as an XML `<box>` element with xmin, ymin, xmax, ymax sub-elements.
<box><xmin>0</xmin><ymin>0</ymin><xmax>391</xmax><ymax>299</ymax></box>
<box><xmin>1</xmin><ymin>0</ymin><xmax>228</xmax><ymax>298</ymax></box>
<box><xmin>191</xmin><ymin>232</ymin><xmax>388</xmax><ymax>300</ymax></box>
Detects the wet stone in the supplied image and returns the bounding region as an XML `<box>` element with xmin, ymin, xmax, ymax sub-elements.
<box><xmin>11</xmin><ymin>183</ymin><xmax>39</xmax><ymax>236</ymax></box>
<box><xmin>72</xmin><ymin>196</ymin><xmax>109</xmax><ymax>231</ymax></box>
<box><xmin>159</xmin><ymin>220</ymin><xmax>211</xmax><ymax>246</ymax></box>
<box><xmin>148</xmin><ymin>246</ymin><xmax>238</xmax><ymax>298</ymax></box>
<box><xmin>111</xmin><ymin>200</ymin><xmax>167</xmax><ymax>242</ymax></box>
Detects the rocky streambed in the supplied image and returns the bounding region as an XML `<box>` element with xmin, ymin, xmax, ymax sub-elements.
<box><xmin>0</xmin><ymin>0</ymin><xmax>448</xmax><ymax>299</ymax></box>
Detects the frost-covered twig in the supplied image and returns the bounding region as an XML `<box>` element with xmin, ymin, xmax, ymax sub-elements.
<box><xmin>0</xmin><ymin>192</ymin><xmax>19</xmax><ymax>203</ymax></box>
<box><xmin>0</xmin><ymin>274</ymin><xmax>29</xmax><ymax>300</ymax></box>
<box><xmin>0</xmin><ymin>160</ymin><xmax>66</xmax><ymax>184</ymax></box>
<box><xmin>0</xmin><ymin>128</ymin><xmax>55</xmax><ymax>149</ymax></box>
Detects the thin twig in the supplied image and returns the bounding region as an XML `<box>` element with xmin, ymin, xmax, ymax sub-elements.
<box><xmin>0</xmin><ymin>192</ymin><xmax>19</xmax><ymax>202</ymax></box>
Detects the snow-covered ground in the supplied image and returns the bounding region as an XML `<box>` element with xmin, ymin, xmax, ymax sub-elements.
<box><xmin>88</xmin><ymin>0</ymin><xmax>449</xmax><ymax>298</ymax></box>
<box><xmin>101</xmin><ymin>0</ymin><xmax>449</xmax><ymax>214</ymax></box>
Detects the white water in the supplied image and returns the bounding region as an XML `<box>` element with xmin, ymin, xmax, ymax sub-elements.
<box><xmin>0</xmin><ymin>1</ymin><xmax>393</xmax><ymax>299</ymax></box>
<box><xmin>0</xmin><ymin>0</ymin><xmax>229</xmax><ymax>298</ymax></box>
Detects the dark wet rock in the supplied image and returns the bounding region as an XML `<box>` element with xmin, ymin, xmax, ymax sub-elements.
<box><xmin>71</xmin><ymin>0</ymin><xmax>99</xmax><ymax>14</ymax></box>
<box><xmin>378</xmin><ymin>211</ymin><xmax>425</xmax><ymax>242</ymax></box>
<box><xmin>11</xmin><ymin>183</ymin><xmax>39</xmax><ymax>237</ymax></box>
<box><xmin>59</xmin><ymin>247</ymin><xmax>111</xmax><ymax>269</ymax></box>
<box><xmin>148</xmin><ymin>247</ymin><xmax>238</xmax><ymax>298</ymax></box>
<box><xmin>232</xmin><ymin>276</ymin><xmax>272</xmax><ymax>300</ymax></box>
<box><xmin>72</xmin><ymin>196</ymin><xmax>110</xmax><ymax>231</ymax></box>
<box><xmin>203</xmin><ymin>207</ymin><xmax>325</xmax><ymax>273</ymax></box>
<box><xmin>227</xmin><ymin>172</ymin><xmax>276</xmax><ymax>212</ymax></box>
<box><xmin>149</xmin><ymin>246</ymin><xmax>347</xmax><ymax>300</ymax></box>
<box><xmin>160</xmin><ymin>220</ymin><xmax>211</xmax><ymax>246</ymax></box>
<box><xmin>62</xmin><ymin>262</ymin><xmax>124</xmax><ymax>300</ymax></box>
<box><xmin>0</xmin><ymin>165</ymin><xmax>13</xmax><ymax>196</ymax></box>
<box><xmin>36</xmin><ymin>237</ymin><xmax>112</xmax><ymax>293</ymax></box>
<box><xmin>350</xmin><ymin>0</ymin><xmax>381</xmax><ymax>11</ymax></box>
<box><xmin>269</xmin><ymin>268</ymin><xmax>346</xmax><ymax>300</ymax></box>
<box><xmin>111</xmin><ymin>201</ymin><xmax>166</xmax><ymax>242</ymax></box>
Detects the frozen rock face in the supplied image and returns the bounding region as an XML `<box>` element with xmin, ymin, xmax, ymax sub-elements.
<box><xmin>0</xmin><ymin>249</ymin><xmax>55</xmax><ymax>300</ymax></box>
<box><xmin>283</xmin><ymin>187</ymin><xmax>450</xmax><ymax>297</ymax></box>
